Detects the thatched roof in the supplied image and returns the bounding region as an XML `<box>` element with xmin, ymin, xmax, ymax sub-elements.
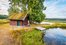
<box><xmin>8</xmin><ymin>12</ymin><xmax>27</xmax><ymax>20</ymax></box>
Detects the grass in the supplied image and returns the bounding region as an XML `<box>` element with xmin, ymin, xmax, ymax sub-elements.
<box><xmin>0</xmin><ymin>19</ymin><xmax>66</xmax><ymax>30</ymax></box>
<box><xmin>0</xmin><ymin>19</ymin><xmax>46</xmax><ymax>45</ymax></box>
<box><xmin>0</xmin><ymin>19</ymin><xmax>9</xmax><ymax>24</ymax></box>
<box><xmin>44</xmin><ymin>19</ymin><xmax>66</xmax><ymax>23</ymax></box>
<box><xmin>11</xmin><ymin>29</ymin><xmax>45</xmax><ymax>45</ymax></box>
<box><xmin>30</xmin><ymin>23</ymin><xmax>66</xmax><ymax>29</ymax></box>
<box><xmin>0</xmin><ymin>19</ymin><xmax>66</xmax><ymax>45</ymax></box>
<box><xmin>41</xmin><ymin>23</ymin><xmax>66</xmax><ymax>29</ymax></box>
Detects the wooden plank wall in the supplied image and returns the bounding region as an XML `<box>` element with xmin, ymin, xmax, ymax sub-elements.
<box><xmin>10</xmin><ymin>20</ymin><xmax>17</xmax><ymax>26</ymax></box>
<box><xmin>20</xmin><ymin>20</ymin><xmax>23</xmax><ymax>26</ymax></box>
<box><xmin>23</xmin><ymin>18</ymin><xmax>28</xmax><ymax>26</ymax></box>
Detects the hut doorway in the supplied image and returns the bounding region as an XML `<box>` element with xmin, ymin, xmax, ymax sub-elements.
<box><xmin>17</xmin><ymin>21</ymin><xmax>20</xmax><ymax>26</ymax></box>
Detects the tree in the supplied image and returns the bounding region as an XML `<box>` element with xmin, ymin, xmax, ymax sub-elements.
<box><xmin>9</xmin><ymin>0</ymin><xmax>46</xmax><ymax>23</ymax></box>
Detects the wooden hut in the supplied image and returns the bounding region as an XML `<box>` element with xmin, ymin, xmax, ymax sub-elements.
<box><xmin>9</xmin><ymin>12</ymin><xmax>30</xmax><ymax>26</ymax></box>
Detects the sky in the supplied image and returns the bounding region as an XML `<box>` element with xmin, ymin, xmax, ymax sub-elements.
<box><xmin>44</xmin><ymin>0</ymin><xmax>66</xmax><ymax>18</ymax></box>
<box><xmin>0</xmin><ymin>0</ymin><xmax>66</xmax><ymax>18</ymax></box>
<box><xmin>0</xmin><ymin>0</ymin><xmax>9</xmax><ymax>15</ymax></box>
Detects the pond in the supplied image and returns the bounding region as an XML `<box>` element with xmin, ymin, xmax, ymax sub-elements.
<box><xmin>44</xmin><ymin>28</ymin><xmax>66</xmax><ymax>45</ymax></box>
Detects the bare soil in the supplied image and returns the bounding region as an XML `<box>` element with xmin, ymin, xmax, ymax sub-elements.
<box><xmin>0</xmin><ymin>30</ymin><xmax>15</xmax><ymax>45</ymax></box>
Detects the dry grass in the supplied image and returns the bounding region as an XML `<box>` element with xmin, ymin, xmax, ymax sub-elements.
<box><xmin>0</xmin><ymin>19</ymin><xmax>41</xmax><ymax>31</ymax></box>
<box><xmin>0</xmin><ymin>21</ymin><xmax>35</xmax><ymax>31</ymax></box>
<box><xmin>0</xmin><ymin>19</ymin><xmax>45</xmax><ymax>45</ymax></box>
<box><xmin>0</xmin><ymin>19</ymin><xmax>66</xmax><ymax>31</ymax></box>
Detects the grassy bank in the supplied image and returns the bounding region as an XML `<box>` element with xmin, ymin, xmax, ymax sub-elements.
<box><xmin>11</xmin><ymin>29</ymin><xmax>45</xmax><ymax>45</ymax></box>
<box><xmin>42</xmin><ymin>23</ymin><xmax>66</xmax><ymax>29</ymax></box>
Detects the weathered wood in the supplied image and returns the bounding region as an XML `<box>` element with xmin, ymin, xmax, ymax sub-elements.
<box><xmin>35</xmin><ymin>27</ymin><xmax>46</xmax><ymax>31</ymax></box>
<box><xmin>10</xmin><ymin>20</ymin><xmax>17</xmax><ymax>26</ymax></box>
<box><xmin>9</xmin><ymin>15</ymin><xmax>29</xmax><ymax>26</ymax></box>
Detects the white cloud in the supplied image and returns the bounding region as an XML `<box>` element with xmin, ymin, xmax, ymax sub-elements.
<box><xmin>44</xmin><ymin>0</ymin><xmax>66</xmax><ymax>18</ymax></box>
<box><xmin>0</xmin><ymin>0</ymin><xmax>9</xmax><ymax>15</ymax></box>
<box><xmin>0</xmin><ymin>0</ymin><xmax>66</xmax><ymax>18</ymax></box>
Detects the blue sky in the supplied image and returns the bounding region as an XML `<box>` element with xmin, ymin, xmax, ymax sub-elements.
<box><xmin>44</xmin><ymin>0</ymin><xmax>66</xmax><ymax>18</ymax></box>
<box><xmin>0</xmin><ymin>0</ymin><xmax>66</xmax><ymax>18</ymax></box>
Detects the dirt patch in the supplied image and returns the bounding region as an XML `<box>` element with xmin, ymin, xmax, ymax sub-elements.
<box><xmin>0</xmin><ymin>30</ymin><xmax>15</xmax><ymax>45</ymax></box>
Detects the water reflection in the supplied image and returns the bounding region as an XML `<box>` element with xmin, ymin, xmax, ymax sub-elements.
<box><xmin>44</xmin><ymin>28</ymin><xmax>66</xmax><ymax>45</ymax></box>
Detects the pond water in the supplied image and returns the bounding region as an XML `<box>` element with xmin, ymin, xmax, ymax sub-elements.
<box><xmin>44</xmin><ymin>28</ymin><xmax>66</xmax><ymax>45</ymax></box>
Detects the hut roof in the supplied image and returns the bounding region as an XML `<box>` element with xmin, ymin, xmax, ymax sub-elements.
<box><xmin>8</xmin><ymin>12</ymin><xmax>28</xmax><ymax>20</ymax></box>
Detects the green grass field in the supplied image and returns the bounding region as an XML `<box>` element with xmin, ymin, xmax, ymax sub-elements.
<box><xmin>44</xmin><ymin>19</ymin><xmax>66</xmax><ymax>23</ymax></box>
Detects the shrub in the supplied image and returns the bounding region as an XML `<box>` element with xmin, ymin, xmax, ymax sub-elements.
<box><xmin>11</xmin><ymin>29</ymin><xmax>45</xmax><ymax>45</ymax></box>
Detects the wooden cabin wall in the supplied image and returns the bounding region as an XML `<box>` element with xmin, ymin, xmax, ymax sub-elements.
<box><xmin>20</xmin><ymin>20</ymin><xmax>23</xmax><ymax>26</ymax></box>
<box><xmin>10</xmin><ymin>19</ymin><xmax>29</xmax><ymax>26</ymax></box>
<box><xmin>10</xmin><ymin>20</ymin><xmax>17</xmax><ymax>26</ymax></box>
<box><xmin>23</xmin><ymin>18</ymin><xmax>28</xmax><ymax>26</ymax></box>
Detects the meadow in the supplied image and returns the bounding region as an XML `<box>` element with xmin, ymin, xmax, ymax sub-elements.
<box><xmin>0</xmin><ymin>19</ymin><xmax>66</xmax><ymax>45</ymax></box>
<box><xmin>0</xmin><ymin>19</ymin><xmax>9</xmax><ymax>24</ymax></box>
<box><xmin>0</xmin><ymin>19</ymin><xmax>46</xmax><ymax>45</ymax></box>
<box><xmin>44</xmin><ymin>18</ymin><xmax>66</xmax><ymax>23</ymax></box>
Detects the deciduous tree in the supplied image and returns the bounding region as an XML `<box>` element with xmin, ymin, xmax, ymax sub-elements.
<box><xmin>9</xmin><ymin>0</ymin><xmax>46</xmax><ymax>23</ymax></box>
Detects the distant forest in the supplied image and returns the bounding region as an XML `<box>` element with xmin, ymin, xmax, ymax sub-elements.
<box><xmin>45</xmin><ymin>18</ymin><xmax>66</xmax><ymax>20</ymax></box>
<box><xmin>0</xmin><ymin>15</ymin><xmax>8</xmax><ymax>19</ymax></box>
<box><xmin>45</xmin><ymin>18</ymin><xmax>66</xmax><ymax>23</ymax></box>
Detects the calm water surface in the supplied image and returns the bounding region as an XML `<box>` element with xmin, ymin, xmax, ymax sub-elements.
<box><xmin>44</xmin><ymin>28</ymin><xmax>66</xmax><ymax>45</ymax></box>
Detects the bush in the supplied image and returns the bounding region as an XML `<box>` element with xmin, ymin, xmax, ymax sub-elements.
<box><xmin>11</xmin><ymin>29</ymin><xmax>45</xmax><ymax>45</ymax></box>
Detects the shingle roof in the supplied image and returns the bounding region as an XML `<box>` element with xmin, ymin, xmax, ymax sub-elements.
<box><xmin>8</xmin><ymin>12</ymin><xmax>27</xmax><ymax>20</ymax></box>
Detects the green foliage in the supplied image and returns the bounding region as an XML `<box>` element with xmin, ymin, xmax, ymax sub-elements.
<box><xmin>8</xmin><ymin>6</ymin><xmax>20</xmax><ymax>15</ymax></box>
<box><xmin>11</xmin><ymin>29</ymin><xmax>45</xmax><ymax>45</ymax></box>
<box><xmin>9</xmin><ymin>0</ymin><xmax>46</xmax><ymax>23</ymax></box>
